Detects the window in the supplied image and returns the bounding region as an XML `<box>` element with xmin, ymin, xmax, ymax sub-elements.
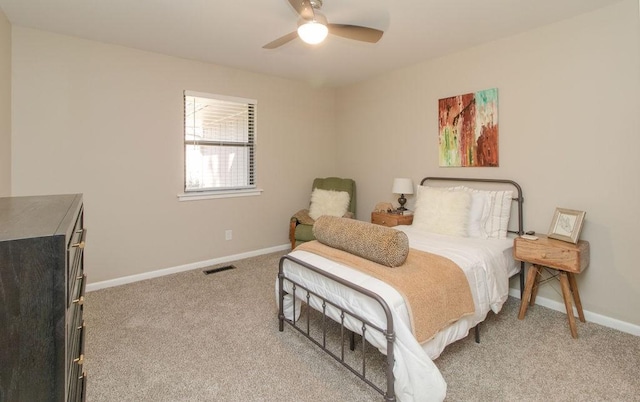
<box><xmin>182</xmin><ymin>91</ymin><xmax>257</xmax><ymax>199</ymax></box>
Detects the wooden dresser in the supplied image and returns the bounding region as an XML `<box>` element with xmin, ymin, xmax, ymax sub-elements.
<box><xmin>0</xmin><ymin>194</ymin><xmax>87</xmax><ymax>401</ymax></box>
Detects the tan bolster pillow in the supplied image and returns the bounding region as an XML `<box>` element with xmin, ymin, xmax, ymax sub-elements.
<box><xmin>313</xmin><ymin>216</ymin><xmax>409</xmax><ymax>267</ymax></box>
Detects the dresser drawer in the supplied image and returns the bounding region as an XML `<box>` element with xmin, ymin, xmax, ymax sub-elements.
<box><xmin>68</xmin><ymin>273</ymin><xmax>86</xmax><ymax>331</ymax></box>
<box><xmin>371</xmin><ymin>212</ymin><xmax>413</xmax><ymax>227</ymax></box>
<box><xmin>67</xmin><ymin>347</ymin><xmax>85</xmax><ymax>402</ymax></box>
<box><xmin>67</xmin><ymin>321</ymin><xmax>85</xmax><ymax>402</ymax></box>
<box><xmin>67</xmin><ymin>213</ymin><xmax>85</xmax><ymax>307</ymax></box>
<box><xmin>68</xmin><ymin>260</ymin><xmax>85</xmax><ymax>307</ymax></box>
<box><xmin>67</xmin><ymin>273</ymin><xmax>85</xmax><ymax>397</ymax></box>
<box><xmin>514</xmin><ymin>235</ymin><xmax>590</xmax><ymax>273</ymax></box>
<box><xmin>67</xmin><ymin>297</ymin><xmax>84</xmax><ymax>364</ymax></box>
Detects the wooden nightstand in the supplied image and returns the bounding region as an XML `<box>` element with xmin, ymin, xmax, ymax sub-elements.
<box><xmin>371</xmin><ymin>211</ymin><xmax>413</xmax><ymax>227</ymax></box>
<box><xmin>514</xmin><ymin>234</ymin><xmax>590</xmax><ymax>338</ymax></box>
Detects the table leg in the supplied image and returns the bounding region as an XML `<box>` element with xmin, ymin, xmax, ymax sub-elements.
<box><xmin>529</xmin><ymin>266</ymin><xmax>542</xmax><ymax>306</ymax></box>
<box><xmin>559</xmin><ymin>272</ymin><xmax>578</xmax><ymax>338</ymax></box>
<box><xmin>518</xmin><ymin>264</ymin><xmax>539</xmax><ymax>320</ymax></box>
<box><xmin>567</xmin><ymin>272</ymin><xmax>586</xmax><ymax>323</ymax></box>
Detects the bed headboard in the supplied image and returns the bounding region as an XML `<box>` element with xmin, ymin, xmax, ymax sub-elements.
<box><xmin>420</xmin><ymin>177</ymin><xmax>525</xmax><ymax>294</ymax></box>
<box><xmin>419</xmin><ymin>177</ymin><xmax>524</xmax><ymax>236</ymax></box>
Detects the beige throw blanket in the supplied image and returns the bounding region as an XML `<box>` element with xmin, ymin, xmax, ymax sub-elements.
<box><xmin>296</xmin><ymin>240</ymin><xmax>475</xmax><ymax>343</ymax></box>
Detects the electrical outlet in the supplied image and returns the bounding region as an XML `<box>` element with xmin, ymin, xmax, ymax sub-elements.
<box><xmin>225</xmin><ymin>230</ymin><xmax>232</xmax><ymax>241</ymax></box>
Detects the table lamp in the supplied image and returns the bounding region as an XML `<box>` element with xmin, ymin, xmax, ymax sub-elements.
<box><xmin>392</xmin><ymin>178</ymin><xmax>414</xmax><ymax>211</ymax></box>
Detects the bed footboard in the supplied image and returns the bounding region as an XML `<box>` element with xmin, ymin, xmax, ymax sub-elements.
<box><xmin>278</xmin><ymin>255</ymin><xmax>396</xmax><ymax>402</ymax></box>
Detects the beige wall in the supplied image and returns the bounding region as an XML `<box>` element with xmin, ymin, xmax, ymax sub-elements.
<box><xmin>336</xmin><ymin>0</ymin><xmax>640</xmax><ymax>326</ymax></box>
<box><xmin>11</xmin><ymin>27</ymin><xmax>338</xmax><ymax>282</ymax></box>
<box><xmin>0</xmin><ymin>9</ymin><xmax>10</xmax><ymax>196</ymax></box>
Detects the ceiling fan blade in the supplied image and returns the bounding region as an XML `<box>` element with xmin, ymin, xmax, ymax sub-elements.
<box><xmin>288</xmin><ymin>0</ymin><xmax>315</xmax><ymax>21</ymax></box>
<box><xmin>327</xmin><ymin>24</ymin><xmax>383</xmax><ymax>43</ymax></box>
<box><xmin>262</xmin><ymin>31</ymin><xmax>299</xmax><ymax>49</ymax></box>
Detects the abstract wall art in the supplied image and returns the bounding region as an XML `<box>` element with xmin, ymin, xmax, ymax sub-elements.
<box><xmin>438</xmin><ymin>88</ymin><xmax>499</xmax><ymax>167</ymax></box>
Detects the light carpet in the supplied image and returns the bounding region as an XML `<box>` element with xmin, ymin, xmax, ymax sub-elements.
<box><xmin>84</xmin><ymin>251</ymin><xmax>640</xmax><ymax>401</ymax></box>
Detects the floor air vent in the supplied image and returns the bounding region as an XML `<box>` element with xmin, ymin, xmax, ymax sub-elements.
<box><xmin>203</xmin><ymin>265</ymin><xmax>236</xmax><ymax>275</ymax></box>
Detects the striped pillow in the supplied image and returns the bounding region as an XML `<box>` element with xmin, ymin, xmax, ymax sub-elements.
<box><xmin>460</xmin><ymin>187</ymin><xmax>512</xmax><ymax>239</ymax></box>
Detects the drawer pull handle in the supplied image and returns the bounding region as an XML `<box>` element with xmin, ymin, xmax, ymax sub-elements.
<box><xmin>74</xmin><ymin>354</ymin><xmax>84</xmax><ymax>365</ymax></box>
<box><xmin>73</xmin><ymin>296</ymin><xmax>85</xmax><ymax>305</ymax></box>
<box><xmin>72</xmin><ymin>228</ymin><xmax>87</xmax><ymax>249</ymax></box>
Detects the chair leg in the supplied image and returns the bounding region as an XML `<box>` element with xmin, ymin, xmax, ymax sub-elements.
<box><xmin>289</xmin><ymin>219</ymin><xmax>297</xmax><ymax>250</ymax></box>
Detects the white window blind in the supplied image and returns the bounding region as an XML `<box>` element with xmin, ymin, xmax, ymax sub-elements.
<box><xmin>184</xmin><ymin>91</ymin><xmax>256</xmax><ymax>193</ymax></box>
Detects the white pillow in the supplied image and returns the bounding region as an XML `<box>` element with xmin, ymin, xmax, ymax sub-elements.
<box><xmin>459</xmin><ymin>187</ymin><xmax>512</xmax><ymax>239</ymax></box>
<box><xmin>418</xmin><ymin>185</ymin><xmax>490</xmax><ymax>238</ymax></box>
<box><xmin>412</xmin><ymin>186</ymin><xmax>472</xmax><ymax>237</ymax></box>
<box><xmin>467</xmin><ymin>191</ymin><xmax>491</xmax><ymax>238</ymax></box>
<box><xmin>308</xmin><ymin>188</ymin><xmax>351</xmax><ymax>220</ymax></box>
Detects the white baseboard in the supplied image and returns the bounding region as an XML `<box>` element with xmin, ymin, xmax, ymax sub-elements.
<box><xmin>86</xmin><ymin>244</ymin><xmax>290</xmax><ymax>292</ymax></box>
<box><xmin>508</xmin><ymin>288</ymin><xmax>640</xmax><ymax>337</ymax></box>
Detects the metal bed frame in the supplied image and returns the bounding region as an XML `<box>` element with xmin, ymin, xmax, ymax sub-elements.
<box><xmin>278</xmin><ymin>177</ymin><xmax>524</xmax><ymax>402</ymax></box>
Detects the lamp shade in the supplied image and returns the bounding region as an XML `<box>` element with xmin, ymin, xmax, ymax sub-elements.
<box><xmin>392</xmin><ymin>178</ymin><xmax>414</xmax><ymax>195</ymax></box>
<box><xmin>297</xmin><ymin>13</ymin><xmax>329</xmax><ymax>45</ymax></box>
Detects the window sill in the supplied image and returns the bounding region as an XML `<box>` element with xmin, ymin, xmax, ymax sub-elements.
<box><xmin>177</xmin><ymin>188</ymin><xmax>263</xmax><ymax>202</ymax></box>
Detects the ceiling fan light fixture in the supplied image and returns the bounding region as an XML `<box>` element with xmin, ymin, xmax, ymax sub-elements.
<box><xmin>263</xmin><ymin>2</ymin><xmax>383</xmax><ymax>50</ymax></box>
<box><xmin>297</xmin><ymin>21</ymin><xmax>328</xmax><ymax>44</ymax></box>
<box><xmin>297</xmin><ymin>14</ymin><xmax>328</xmax><ymax>45</ymax></box>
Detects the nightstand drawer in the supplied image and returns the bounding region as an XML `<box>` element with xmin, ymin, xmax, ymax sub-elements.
<box><xmin>371</xmin><ymin>211</ymin><xmax>413</xmax><ymax>227</ymax></box>
<box><xmin>514</xmin><ymin>235</ymin><xmax>589</xmax><ymax>273</ymax></box>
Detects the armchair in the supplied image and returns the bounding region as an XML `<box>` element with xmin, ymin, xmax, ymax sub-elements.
<box><xmin>289</xmin><ymin>177</ymin><xmax>356</xmax><ymax>249</ymax></box>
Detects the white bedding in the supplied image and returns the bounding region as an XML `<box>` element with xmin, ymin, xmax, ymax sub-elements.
<box><xmin>278</xmin><ymin>225</ymin><xmax>518</xmax><ymax>402</ymax></box>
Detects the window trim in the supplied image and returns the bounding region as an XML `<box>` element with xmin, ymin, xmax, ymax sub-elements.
<box><xmin>177</xmin><ymin>188</ymin><xmax>263</xmax><ymax>202</ymax></box>
<box><xmin>182</xmin><ymin>90</ymin><xmax>257</xmax><ymax>196</ymax></box>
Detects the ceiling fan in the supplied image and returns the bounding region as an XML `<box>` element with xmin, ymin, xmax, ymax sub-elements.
<box><xmin>263</xmin><ymin>0</ymin><xmax>384</xmax><ymax>49</ymax></box>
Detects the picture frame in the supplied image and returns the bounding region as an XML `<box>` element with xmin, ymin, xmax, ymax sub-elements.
<box><xmin>547</xmin><ymin>208</ymin><xmax>586</xmax><ymax>244</ymax></box>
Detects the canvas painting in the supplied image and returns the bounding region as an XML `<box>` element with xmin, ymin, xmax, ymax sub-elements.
<box><xmin>438</xmin><ymin>88</ymin><xmax>499</xmax><ymax>167</ymax></box>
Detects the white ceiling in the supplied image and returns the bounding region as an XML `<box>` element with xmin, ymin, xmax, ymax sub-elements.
<box><xmin>0</xmin><ymin>0</ymin><xmax>623</xmax><ymax>87</ymax></box>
